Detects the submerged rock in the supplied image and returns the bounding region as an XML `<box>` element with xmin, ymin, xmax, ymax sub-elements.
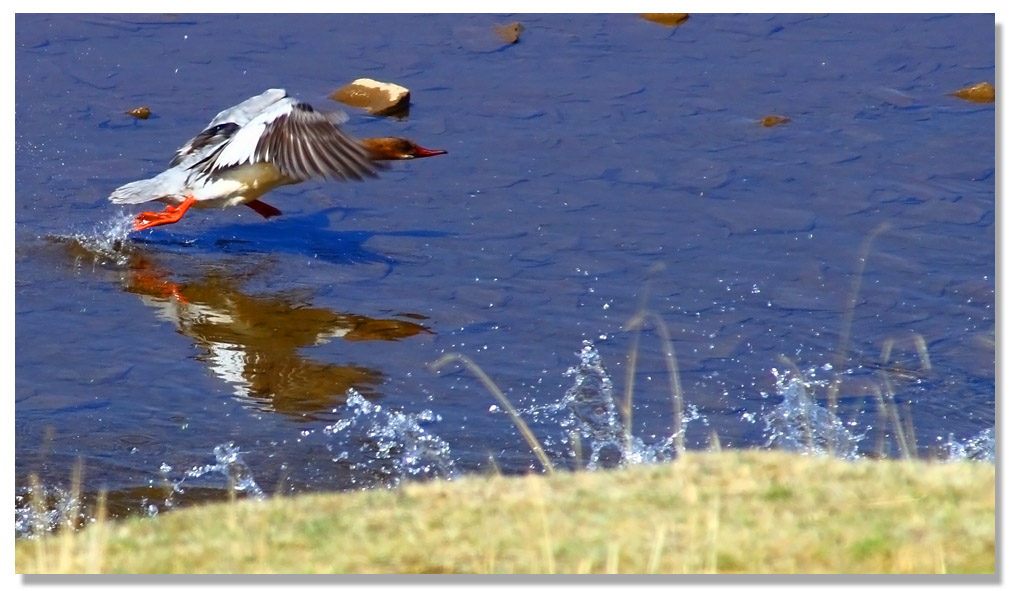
<box><xmin>453</xmin><ymin>23</ymin><xmax>525</xmax><ymax>52</ymax></box>
<box><xmin>331</xmin><ymin>78</ymin><xmax>410</xmax><ymax>117</ymax></box>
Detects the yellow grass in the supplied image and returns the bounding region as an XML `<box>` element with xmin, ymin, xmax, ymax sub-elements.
<box><xmin>15</xmin><ymin>450</ymin><xmax>995</xmax><ymax>574</ymax></box>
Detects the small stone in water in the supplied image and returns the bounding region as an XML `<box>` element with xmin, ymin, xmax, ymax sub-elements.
<box><xmin>494</xmin><ymin>22</ymin><xmax>524</xmax><ymax>43</ymax></box>
<box><xmin>126</xmin><ymin>106</ymin><xmax>151</xmax><ymax>119</ymax></box>
<box><xmin>761</xmin><ymin>115</ymin><xmax>791</xmax><ymax>127</ymax></box>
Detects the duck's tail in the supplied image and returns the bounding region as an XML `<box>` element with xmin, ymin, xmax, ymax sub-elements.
<box><xmin>109</xmin><ymin>169</ymin><xmax>186</xmax><ymax>205</ymax></box>
<box><xmin>109</xmin><ymin>178</ymin><xmax>159</xmax><ymax>204</ymax></box>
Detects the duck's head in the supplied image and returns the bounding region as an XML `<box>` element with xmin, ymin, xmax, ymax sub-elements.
<box><xmin>361</xmin><ymin>137</ymin><xmax>448</xmax><ymax>161</ymax></box>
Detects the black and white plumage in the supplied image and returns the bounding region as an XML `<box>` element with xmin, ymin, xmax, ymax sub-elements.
<box><xmin>110</xmin><ymin>88</ymin><xmax>382</xmax><ymax>230</ymax></box>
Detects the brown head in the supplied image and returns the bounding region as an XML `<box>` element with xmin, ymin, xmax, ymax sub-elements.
<box><xmin>360</xmin><ymin>137</ymin><xmax>448</xmax><ymax>161</ymax></box>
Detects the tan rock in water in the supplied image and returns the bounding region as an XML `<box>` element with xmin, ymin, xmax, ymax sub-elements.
<box><xmin>640</xmin><ymin>14</ymin><xmax>690</xmax><ymax>27</ymax></box>
<box><xmin>126</xmin><ymin>106</ymin><xmax>151</xmax><ymax>119</ymax></box>
<box><xmin>951</xmin><ymin>81</ymin><xmax>995</xmax><ymax>103</ymax></box>
<box><xmin>760</xmin><ymin>115</ymin><xmax>790</xmax><ymax>127</ymax></box>
<box><xmin>494</xmin><ymin>22</ymin><xmax>524</xmax><ymax>43</ymax></box>
<box><xmin>331</xmin><ymin>78</ymin><xmax>410</xmax><ymax>116</ymax></box>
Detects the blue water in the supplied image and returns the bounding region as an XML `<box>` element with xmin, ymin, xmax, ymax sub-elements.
<box><xmin>15</xmin><ymin>14</ymin><xmax>995</xmax><ymax>525</ymax></box>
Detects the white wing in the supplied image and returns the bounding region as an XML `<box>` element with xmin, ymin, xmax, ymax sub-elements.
<box><xmin>170</xmin><ymin>89</ymin><xmax>289</xmax><ymax>167</ymax></box>
<box><xmin>205</xmin><ymin>88</ymin><xmax>288</xmax><ymax>128</ymax></box>
<box><xmin>191</xmin><ymin>98</ymin><xmax>376</xmax><ymax>182</ymax></box>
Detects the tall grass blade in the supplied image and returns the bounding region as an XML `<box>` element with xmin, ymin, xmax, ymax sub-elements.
<box><xmin>28</xmin><ymin>474</ymin><xmax>47</xmax><ymax>573</ymax></box>
<box><xmin>624</xmin><ymin>311</ymin><xmax>686</xmax><ymax>456</ymax></box>
<box><xmin>647</xmin><ymin>525</ymin><xmax>667</xmax><ymax>574</ymax></box>
<box><xmin>569</xmin><ymin>429</ymin><xmax>583</xmax><ymax>470</ymax></box>
<box><xmin>621</xmin><ymin>324</ymin><xmax>643</xmax><ymax>446</ymax></box>
<box><xmin>829</xmin><ymin>222</ymin><xmax>890</xmax><ymax>414</ymax></box>
<box><xmin>86</xmin><ymin>490</ymin><xmax>108</xmax><ymax>574</ymax></box>
<box><xmin>912</xmin><ymin>332</ymin><xmax>932</xmax><ymax>371</ymax></box>
<box><xmin>432</xmin><ymin>353</ymin><xmax>554</xmax><ymax>474</ymax></box>
<box><xmin>620</xmin><ymin>263</ymin><xmax>668</xmax><ymax>451</ymax></box>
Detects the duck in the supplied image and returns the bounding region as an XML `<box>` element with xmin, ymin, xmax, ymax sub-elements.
<box><xmin>109</xmin><ymin>88</ymin><xmax>447</xmax><ymax>231</ymax></box>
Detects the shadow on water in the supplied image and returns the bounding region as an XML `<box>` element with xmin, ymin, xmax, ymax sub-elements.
<box><xmin>46</xmin><ymin>227</ymin><xmax>433</xmax><ymax>422</ymax></box>
<box><xmin>129</xmin><ymin>206</ymin><xmax>454</xmax><ymax>271</ymax></box>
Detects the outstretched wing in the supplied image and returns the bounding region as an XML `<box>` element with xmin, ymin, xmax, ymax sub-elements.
<box><xmin>190</xmin><ymin>98</ymin><xmax>379</xmax><ymax>182</ymax></box>
<box><xmin>170</xmin><ymin>88</ymin><xmax>289</xmax><ymax>167</ymax></box>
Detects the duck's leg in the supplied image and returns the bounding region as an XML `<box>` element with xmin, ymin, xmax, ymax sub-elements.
<box><xmin>134</xmin><ymin>195</ymin><xmax>197</xmax><ymax>232</ymax></box>
<box><xmin>244</xmin><ymin>200</ymin><xmax>283</xmax><ymax>219</ymax></box>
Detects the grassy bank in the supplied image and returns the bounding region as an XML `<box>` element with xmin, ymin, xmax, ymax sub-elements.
<box><xmin>15</xmin><ymin>450</ymin><xmax>995</xmax><ymax>574</ymax></box>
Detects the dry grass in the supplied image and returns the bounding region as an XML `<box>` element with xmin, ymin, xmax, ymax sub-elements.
<box><xmin>15</xmin><ymin>450</ymin><xmax>995</xmax><ymax>574</ymax></box>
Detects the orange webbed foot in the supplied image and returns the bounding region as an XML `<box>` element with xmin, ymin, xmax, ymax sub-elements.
<box><xmin>133</xmin><ymin>196</ymin><xmax>197</xmax><ymax>232</ymax></box>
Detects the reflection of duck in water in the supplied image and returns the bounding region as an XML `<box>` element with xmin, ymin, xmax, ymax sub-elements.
<box><xmin>109</xmin><ymin>88</ymin><xmax>446</xmax><ymax>231</ymax></box>
<box><xmin>121</xmin><ymin>254</ymin><xmax>430</xmax><ymax>420</ymax></box>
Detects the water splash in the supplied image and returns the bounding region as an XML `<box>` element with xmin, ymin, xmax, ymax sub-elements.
<box><xmin>537</xmin><ymin>341</ymin><xmax>686</xmax><ymax>469</ymax></box>
<box><xmin>15</xmin><ymin>443</ymin><xmax>266</xmax><ymax>539</ymax></box>
<box><xmin>762</xmin><ymin>368</ymin><xmax>862</xmax><ymax>460</ymax></box>
<box><xmin>178</xmin><ymin>442</ymin><xmax>266</xmax><ymax>500</ymax></box>
<box><xmin>54</xmin><ymin>213</ymin><xmax>138</xmax><ymax>267</ymax></box>
<box><xmin>14</xmin><ymin>483</ymin><xmax>89</xmax><ymax>539</ymax></box>
<box><xmin>323</xmin><ymin>390</ymin><xmax>457</xmax><ymax>487</ymax></box>
<box><xmin>942</xmin><ymin>427</ymin><xmax>995</xmax><ymax>463</ymax></box>
<box><xmin>559</xmin><ymin>341</ymin><xmax>628</xmax><ymax>466</ymax></box>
